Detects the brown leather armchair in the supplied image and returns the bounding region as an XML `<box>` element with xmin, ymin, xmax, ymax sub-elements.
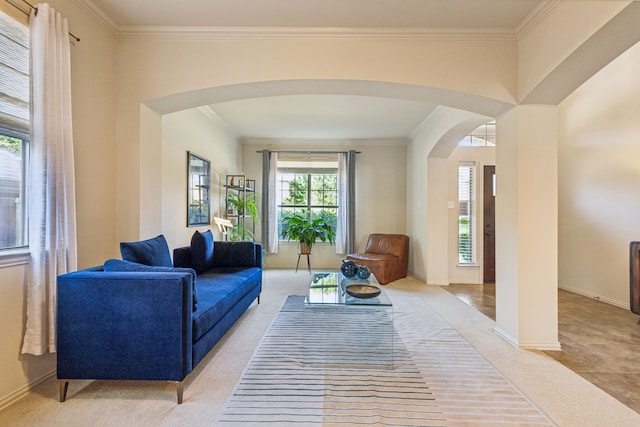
<box><xmin>347</xmin><ymin>233</ymin><xmax>409</xmax><ymax>285</ymax></box>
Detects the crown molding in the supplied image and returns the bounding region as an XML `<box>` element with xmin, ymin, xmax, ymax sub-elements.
<box><xmin>515</xmin><ymin>0</ymin><xmax>560</xmax><ymax>41</ymax></box>
<box><xmin>68</xmin><ymin>0</ymin><xmax>557</xmax><ymax>43</ymax></box>
<box><xmin>198</xmin><ymin>106</ymin><xmax>240</xmax><ymax>139</ymax></box>
<box><xmin>116</xmin><ymin>26</ymin><xmax>517</xmax><ymax>42</ymax></box>
<box><xmin>69</xmin><ymin>0</ymin><xmax>119</xmax><ymax>35</ymax></box>
<box><xmin>242</xmin><ymin>137</ymin><xmax>409</xmax><ymax>146</ymax></box>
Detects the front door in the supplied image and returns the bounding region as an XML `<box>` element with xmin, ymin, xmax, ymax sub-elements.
<box><xmin>483</xmin><ymin>165</ymin><xmax>496</xmax><ymax>284</ymax></box>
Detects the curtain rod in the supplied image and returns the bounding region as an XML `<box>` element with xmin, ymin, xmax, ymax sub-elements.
<box><xmin>5</xmin><ymin>0</ymin><xmax>81</xmax><ymax>42</ymax></box>
<box><xmin>256</xmin><ymin>150</ymin><xmax>361</xmax><ymax>154</ymax></box>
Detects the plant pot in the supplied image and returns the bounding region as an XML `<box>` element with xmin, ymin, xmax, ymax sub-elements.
<box><xmin>299</xmin><ymin>241</ymin><xmax>312</xmax><ymax>255</ymax></box>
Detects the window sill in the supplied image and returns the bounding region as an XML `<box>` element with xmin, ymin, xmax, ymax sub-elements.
<box><xmin>457</xmin><ymin>263</ymin><xmax>479</xmax><ymax>268</ymax></box>
<box><xmin>0</xmin><ymin>248</ymin><xmax>30</xmax><ymax>268</ymax></box>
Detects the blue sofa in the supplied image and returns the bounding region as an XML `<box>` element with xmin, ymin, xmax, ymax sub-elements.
<box><xmin>56</xmin><ymin>232</ymin><xmax>262</xmax><ymax>403</ymax></box>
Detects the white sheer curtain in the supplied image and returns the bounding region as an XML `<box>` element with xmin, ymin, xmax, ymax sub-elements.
<box><xmin>22</xmin><ymin>4</ymin><xmax>77</xmax><ymax>355</ymax></box>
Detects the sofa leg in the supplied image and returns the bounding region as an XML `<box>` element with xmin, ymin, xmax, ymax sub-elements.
<box><xmin>59</xmin><ymin>381</ymin><xmax>69</xmax><ymax>402</ymax></box>
<box><xmin>257</xmin><ymin>294</ymin><xmax>260</xmax><ymax>304</ymax></box>
<box><xmin>176</xmin><ymin>381</ymin><xmax>184</xmax><ymax>404</ymax></box>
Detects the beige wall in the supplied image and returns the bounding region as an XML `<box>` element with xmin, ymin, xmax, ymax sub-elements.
<box><xmin>558</xmin><ymin>41</ymin><xmax>640</xmax><ymax>308</ymax></box>
<box><xmin>161</xmin><ymin>109</ymin><xmax>241</xmax><ymax>250</ymax></box>
<box><xmin>117</xmin><ymin>35</ymin><xmax>518</xmax><ymax>249</ymax></box>
<box><xmin>0</xmin><ymin>0</ymin><xmax>117</xmax><ymax>408</ymax></box>
<box><xmin>408</xmin><ymin>107</ymin><xmax>490</xmax><ymax>283</ymax></box>
<box><xmin>2</xmin><ymin>0</ymin><xmax>639</xmax><ymax>409</ymax></box>
<box><xmin>446</xmin><ymin>146</ymin><xmax>496</xmax><ymax>284</ymax></box>
<box><xmin>518</xmin><ymin>0</ymin><xmax>630</xmax><ymax>101</ymax></box>
<box><xmin>241</xmin><ymin>140</ymin><xmax>407</xmax><ymax>270</ymax></box>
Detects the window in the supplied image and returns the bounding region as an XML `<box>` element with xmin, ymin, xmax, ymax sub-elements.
<box><xmin>458</xmin><ymin>162</ymin><xmax>475</xmax><ymax>264</ymax></box>
<box><xmin>277</xmin><ymin>159</ymin><xmax>338</xmax><ymax>241</ymax></box>
<box><xmin>0</xmin><ymin>133</ymin><xmax>28</xmax><ymax>249</ymax></box>
<box><xmin>458</xmin><ymin>121</ymin><xmax>496</xmax><ymax>147</ymax></box>
<box><xmin>0</xmin><ymin>11</ymin><xmax>30</xmax><ymax>251</ymax></box>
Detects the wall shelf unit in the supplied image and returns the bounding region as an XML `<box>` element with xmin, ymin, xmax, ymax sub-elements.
<box><xmin>224</xmin><ymin>174</ymin><xmax>256</xmax><ymax>241</ymax></box>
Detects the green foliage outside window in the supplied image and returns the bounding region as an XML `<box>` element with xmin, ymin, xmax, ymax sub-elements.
<box><xmin>278</xmin><ymin>172</ymin><xmax>338</xmax><ymax>242</ymax></box>
<box><xmin>0</xmin><ymin>135</ymin><xmax>21</xmax><ymax>153</ymax></box>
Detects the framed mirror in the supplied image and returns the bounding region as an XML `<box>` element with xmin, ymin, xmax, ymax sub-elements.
<box><xmin>187</xmin><ymin>151</ymin><xmax>211</xmax><ymax>226</ymax></box>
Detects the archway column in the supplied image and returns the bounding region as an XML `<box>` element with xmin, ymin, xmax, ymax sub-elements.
<box><xmin>495</xmin><ymin>105</ymin><xmax>560</xmax><ymax>350</ymax></box>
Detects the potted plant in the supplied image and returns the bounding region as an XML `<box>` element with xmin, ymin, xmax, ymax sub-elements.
<box><xmin>226</xmin><ymin>192</ymin><xmax>258</xmax><ymax>242</ymax></box>
<box><xmin>280</xmin><ymin>211</ymin><xmax>336</xmax><ymax>254</ymax></box>
<box><xmin>226</xmin><ymin>192</ymin><xmax>258</xmax><ymax>218</ymax></box>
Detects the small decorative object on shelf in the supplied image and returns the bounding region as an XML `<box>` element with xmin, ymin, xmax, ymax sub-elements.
<box><xmin>356</xmin><ymin>265</ymin><xmax>371</xmax><ymax>280</ymax></box>
<box><xmin>341</xmin><ymin>259</ymin><xmax>359</xmax><ymax>278</ymax></box>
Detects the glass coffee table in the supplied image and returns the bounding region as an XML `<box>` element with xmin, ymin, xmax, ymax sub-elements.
<box><xmin>303</xmin><ymin>271</ymin><xmax>394</xmax><ymax>370</ymax></box>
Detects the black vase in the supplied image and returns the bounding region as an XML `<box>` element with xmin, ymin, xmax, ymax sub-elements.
<box><xmin>341</xmin><ymin>259</ymin><xmax>358</xmax><ymax>278</ymax></box>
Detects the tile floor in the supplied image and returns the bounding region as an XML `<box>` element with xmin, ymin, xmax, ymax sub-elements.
<box><xmin>444</xmin><ymin>284</ymin><xmax>640</xmax><ymax>414</ymax></box>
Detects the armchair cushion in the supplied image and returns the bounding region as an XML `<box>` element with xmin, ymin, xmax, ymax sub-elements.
<box><xmin>120</xmin><ymin>234</ymin><xmax>173</xmax><ymax>267</ymax></box>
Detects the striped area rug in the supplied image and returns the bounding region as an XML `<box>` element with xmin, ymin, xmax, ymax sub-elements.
<box><xmin>216</xmin><ymin>295</ymin><xmax>555</xmax><ymax>426</ymax></box>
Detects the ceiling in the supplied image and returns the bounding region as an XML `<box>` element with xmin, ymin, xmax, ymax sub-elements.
<box><xmin>89</xmin><ymin>0</ymin><xmax>544</xmax><ymax>140</ymax></box>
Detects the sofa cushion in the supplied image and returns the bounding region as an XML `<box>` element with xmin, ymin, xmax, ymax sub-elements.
<box><xmin>191</xmin><ymin>267</ymin><xmax>261</xmax><ymax>341</ymax></box>
<box><xmin>103</xmin><ymin>258</ymin><xmax>198</xmax><ymax>311</ymax></box>
<box><xmin>213</xmin><ymin>241</ymin><xmax>256</xmax><ymax>268</ymax></box>
<box><xmin>120</xmin><ymin>234</ymin><xmax>173</xmax><ymax>267</ymax></box>
<box><xmin>190</xmin><ymin>230</ymin><xmax>215</xmax><ymax>274</ymax></box>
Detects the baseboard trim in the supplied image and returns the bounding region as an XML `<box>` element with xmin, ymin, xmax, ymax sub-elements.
<box><xmin>560</xmin><ymin>285</ymin><xmax>629</xmax><ymax>310</ymax></box>
<box><xmin>0</xmin><ymin>369</ymin><xmax>56</xmax><ymax>412</ymax></box>
<box><xmin>519</xmin><ymin>341</ymin><xmax>562</xmax><ymax>351</ymax></box>
<box><xmin>493</xmin><ymin>327</ymin><xmax>561</xmax><ymax>351</ymax></box>
<box><xmin>494</xmin><ymin>326</ymin><xmax>518</xmax><ymax>348</ymax></box>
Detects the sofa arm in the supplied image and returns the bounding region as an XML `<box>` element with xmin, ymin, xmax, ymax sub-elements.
<box><xmin>57</xmin><ymin>269</ymin><xmax>194</xmax><ymax>382</ymax></box>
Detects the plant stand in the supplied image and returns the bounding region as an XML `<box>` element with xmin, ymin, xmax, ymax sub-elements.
<box><xmin>296</xmin><ymin>252</ymin><xmax>311</xmax><ymax>274</ymax></box>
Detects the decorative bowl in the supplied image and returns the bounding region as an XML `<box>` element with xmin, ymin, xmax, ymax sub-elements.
<box><xmin>345</xmin><ymin>284</ymin><xmax>381</xmax><ymax>299</ymax></box>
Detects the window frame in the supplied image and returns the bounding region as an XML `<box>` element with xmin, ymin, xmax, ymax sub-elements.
<box><xmin>276</xmin><ymin>166</ymin><xmax>339</xmax><ymax>243</ymax></box>
<box><xmin>0</xmin><ymin>127</ymin><xmax>29</xmax><ymax>260</ymax></box>
<box><xmin>0</xmin><ymin>10</ymin><xmax>30</xmax><ymax>260</ymax></box>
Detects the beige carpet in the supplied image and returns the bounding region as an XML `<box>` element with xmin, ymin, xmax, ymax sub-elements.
<box><xmin>217</xmin><ymin>295</ymin><xmax>554</xmax><ymax>425</ymax></box>
<box><xmin>0</xmin><ymin>270</ymin><xmax>639</xmax><ymax>426</ymax></box>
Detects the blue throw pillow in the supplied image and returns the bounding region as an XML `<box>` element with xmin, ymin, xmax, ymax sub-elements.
<box><xmin>104</xmin><ymin>258</ymin><xmax>198</xmax><ymax>311</ymax></box>
<box><xmin>190</xmin><ymin>230</ymin><xmax>215</xmax><ymax>274</ymax></box>
<box><xmin>120</xmin><ymin>234</ymin><xmax>173</xmax><ymax>267</ymax></box>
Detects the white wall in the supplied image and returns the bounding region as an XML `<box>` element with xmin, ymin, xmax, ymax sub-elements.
<box><xmin>242</xmin><ymin>140</ymin><xmax>407</xmax><ymax>270</ymax></box>
<box><xmin>558</xmin><ymin>41</ymin><xmax>640</xmax><ymax>308</ymax></box>
<box><xmin>0</xmin><ymin>0</ymin><xmax>117</xmax><ymax>408</ymax></box>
